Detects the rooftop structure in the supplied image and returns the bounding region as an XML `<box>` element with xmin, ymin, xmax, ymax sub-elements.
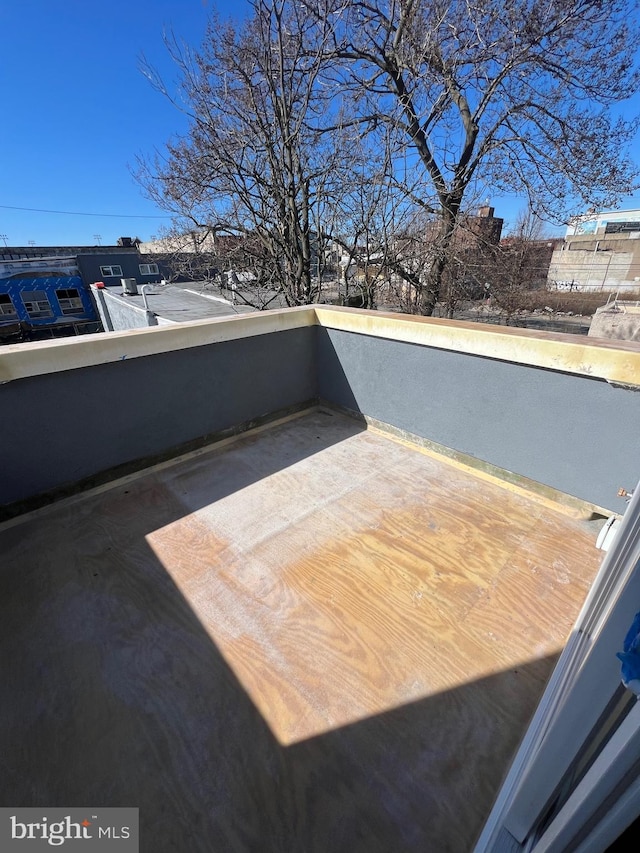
<box><xmin>455</xmin><ymin>204</ymin><xmax>504</xmax><ymax>247</ymax></box>
<box><xmin>0</xmin><ymin>243</ymin><xmax>140</xmax><ymax>262</ymax></box>
<box><xmin>0</xmin><ymin>245</ymin><xmax>250</xmax><ymax>341</ymax></box>
<box><xmin>566</xmin><ymin>209</ymin><xmax>640</xmax><ymax>238</ymax></box>
<box><xmin>0</xmin><ymin>245</ymin><xmax>170</xmax><ymax>342</ymax></box>
<box><xmin>91</xmin><ymin>280</ymin><xmax>255</xmax><ymax>331</ymax></box>
<box><xmin>2</xmin><ymin>307</ymin><xmax>640</xmax><ymax>852</ymax></box>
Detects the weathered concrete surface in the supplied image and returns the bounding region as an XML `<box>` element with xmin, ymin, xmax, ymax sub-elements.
<box><xmin>92</xmin><ymin>285</ymin><xmax>157</xmax><ymax>331</ymax></box>
<box><xmin>588</xmin><ymin>304</ymin><xmax>640</xmax><ymax>342</ymax></box>
<box><xmin>0</xmin><ymin>411</ymin><xmax>602</xmax><ymax>853</ymax></box>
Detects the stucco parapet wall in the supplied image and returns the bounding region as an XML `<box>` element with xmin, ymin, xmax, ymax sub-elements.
<box><xmin>314</xmin><ymin>306</ymin><xmax>640</xmax><ymax>388</ymax></box>
<box><xmin>0</xmin><ymin>306</ymin><xmax>314</xmax><ymax>383</ymax></box>
<box><xmin>1</xmin><ymin>304</ymin><xmax>640</xmax><ymax>388</ymax></box>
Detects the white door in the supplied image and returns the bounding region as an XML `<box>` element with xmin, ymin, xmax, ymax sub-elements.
<box><xmin>475</xmin><ymin>483</ymin><xmax>640</xmax><ymax>853</ymax></box>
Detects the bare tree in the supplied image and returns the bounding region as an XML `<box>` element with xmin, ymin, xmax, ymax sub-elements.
<box><xmin>141</xmin><ymin>227</ymin><xmax>222</xmax><ymax>287</ymax></box>
<box><xmin>325</xmin><ymin>126</ymin><xmax>407</xmax><ymax>308</ymax></box>
<box><xmin>300</xmin><ymin>0</ymin><xmax>640</xmax><ymax>314</ymax></box>
<box><xmin>137</xmin><ymin>0</ymin><xmax>338</xmax><ymax>308</ymax></box>
<box><xmin>488</xmin><ymin>209</ymin><xmax>553</xmax><ymax>316</ymax></box>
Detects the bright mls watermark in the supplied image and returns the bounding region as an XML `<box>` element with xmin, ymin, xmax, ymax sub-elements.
<box><xmin>0</xmin><ymin>809</ymin><xmax>138</xmax><ymax>851</ymax></box>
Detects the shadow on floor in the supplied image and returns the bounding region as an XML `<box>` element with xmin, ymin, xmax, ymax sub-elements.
<box><xmin>1</xmin><ymin>413</ymin><xmax>561</xmax><ymax>852</ymax></box>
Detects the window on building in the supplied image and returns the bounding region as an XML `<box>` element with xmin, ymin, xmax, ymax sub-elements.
<box><xmin>56</xmin><ymin>288</ymin><xmax>84</xmax><ymax>315</ymax></box>
<box><xmin>21</xmin><ymin>290</ymin><xmax>53</xmax><ymax>318</ymax></box>
<box><xmin>100</xmin><ymin>265</ymin><xmax>123</xmax><ymax>277</ymax></box>
<box><xmin>0</xmin><ymin>294</ymin><xmax>17</xmax><ymax>318</ymax></box>
<box><xmin>139</xmin><ymin>263</ymin><xmax>159</xmax><ymax>276</ymax></box>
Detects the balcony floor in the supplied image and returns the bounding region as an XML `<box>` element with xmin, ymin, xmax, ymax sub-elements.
<box><xmin>0</xmin><ymin>409</ymin><xmax>603</xmax><ymax>852</ymax></box>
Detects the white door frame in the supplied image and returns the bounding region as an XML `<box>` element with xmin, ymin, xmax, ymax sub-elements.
<box><xmin>528</xmin><ymin>699</ymin><xmax>640</xmax><ymax>852</ymax></box>
<box><xmin>475</xmin><ymin>483</ymin><xmax>640</xmax><ymax>853</ymax></box>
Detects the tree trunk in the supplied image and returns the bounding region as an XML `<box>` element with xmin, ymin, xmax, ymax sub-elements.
<box><xmin>421</xmin><ymin>202</ymin><xmax>459</xmax><ymax>316</ymax></box>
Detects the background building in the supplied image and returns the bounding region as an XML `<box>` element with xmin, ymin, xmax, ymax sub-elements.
<box><xmin>548</xmin><ymin>209</ymin><xmax>640</xmax><ymax>294</ymax></box>
<box><xmin>0</xmin><ymin>254</ymin><xmax>100</xmax><ymax>342</ymax></box>
<box><xmin>0</xmin><ymin>241</ymin><xmax>173</xmax><ymax>342</ymax></box>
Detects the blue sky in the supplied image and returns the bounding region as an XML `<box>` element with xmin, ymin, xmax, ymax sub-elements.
<box><xmin>0</xmin><ymin>0</ymin><xmax>239</xmax><ymax>247</ymax></box>
<box><xmin>1</xmin><ymin>0</ymin><xmax>640</xmax><ymax>248</ymax></box>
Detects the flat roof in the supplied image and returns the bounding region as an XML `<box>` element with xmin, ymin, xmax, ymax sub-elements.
<box><xmin>104</xmin><ymin>280</ymin><xmax>256</xmax><ymax>323</ymax></box>
<box><xmin>0</xmin><ymin>409</ymin><xmax>603</xmax><ymax>851</ymax></box>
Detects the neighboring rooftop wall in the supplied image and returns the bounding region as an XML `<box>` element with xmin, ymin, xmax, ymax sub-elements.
<box><xmin>0</xmin><ymin>313</ymin><xmax>316</xmax><ymax>509</ymax></box>
<box><xmin>92</xmin><ymin>285</ymin><xmax>158</xmax><ymax>331</ymax></box>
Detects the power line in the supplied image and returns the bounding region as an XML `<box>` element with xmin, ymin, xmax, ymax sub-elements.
<box><xmin>0</xmin><ymin>204</ymin><xmax>170</xmax><ymax>219</ymax></box>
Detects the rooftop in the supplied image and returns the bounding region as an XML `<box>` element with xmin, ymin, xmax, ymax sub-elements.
<box><xmin>0</xmin><ymin>408</ymin><xmax>602</xmax><ymax>851</ymax></box>
<box><xmin>99</xmin><ymin>280</ymin><xmax>255</xmax><ymax>325</ymax></box>
<box><xmin>2</xmin><ymin>306</ymin><xmax>640</xmax><ymax>851</ymax></box>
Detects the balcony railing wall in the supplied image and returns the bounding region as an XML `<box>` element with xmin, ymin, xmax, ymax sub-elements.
<box><xmin>1</xmin><ymin>306</ymin><xmax>639</xmax><ymax>517</ymax></box>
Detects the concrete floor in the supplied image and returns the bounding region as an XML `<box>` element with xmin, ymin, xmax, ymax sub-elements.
<box><xmin>0</xmin><ymin>410</ymin><xmax>603</xmax><ymax>852</ymax></box>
